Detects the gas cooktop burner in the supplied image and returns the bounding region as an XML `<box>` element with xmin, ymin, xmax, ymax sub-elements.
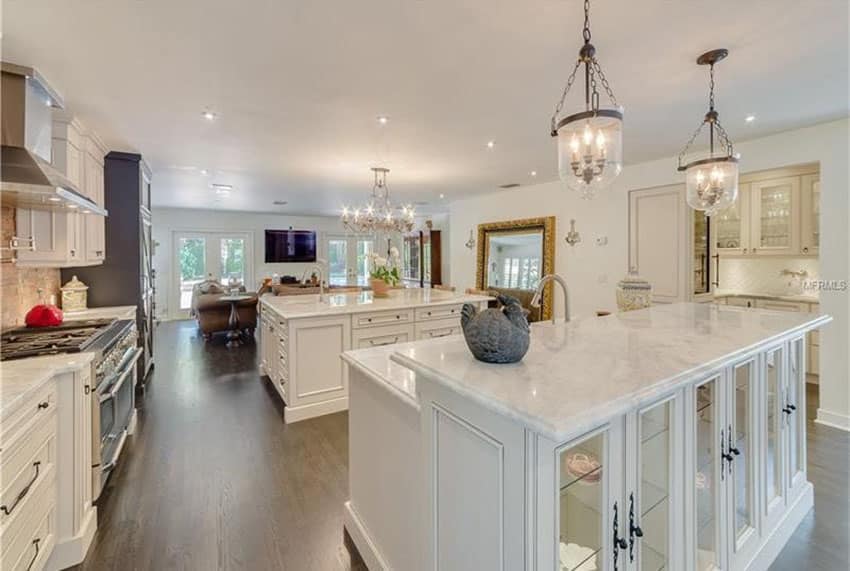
<box><xmin>0</xmin><ymin>318</ymin><xmax>116</xmax><ymax>361</ymax></box>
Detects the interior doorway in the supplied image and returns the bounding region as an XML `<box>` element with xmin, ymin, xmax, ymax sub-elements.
<box><xmin>326</xmin><ymin>234</ymin><xmax>375</xmax><ymax>286</ymax></box>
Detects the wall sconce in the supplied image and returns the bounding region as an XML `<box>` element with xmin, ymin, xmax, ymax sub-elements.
<box><xmin>564</xmin><ymin>219</ymin><xmax>581</xmax><ymax>246</ymax></box>
<box><xmin>465</xmin><ymin>229</ymin><xmax>476</xmax><ymax>249</ymax></box>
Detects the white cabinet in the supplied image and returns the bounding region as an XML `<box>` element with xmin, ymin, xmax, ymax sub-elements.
<box><xmin>15</xmin><ymin>114</ymin><xmax>106</xmax><ymax>267</ymax></box>
<box><xmin>713</xmin><ymin>183</ymin><xmax>751</xmax><ymax>255</ymax></box>
<box><xmin>799</xmin><ymin>174</ymin><xmax>819</xmax><ymax>256</ymax></box>
<box><xmin>353</xmin><ymin>323</ymin><xmax>415</xmax><ymax>349</ymax></box>
<box><xmin>414</xmin><ymin>317</ymin><xmax>462</xmax><ymax>340</ymax></box>
<box><xmin>749</xmin><ymin>177</ymin><xmax>801</xmax><ymax>256</ymax></box>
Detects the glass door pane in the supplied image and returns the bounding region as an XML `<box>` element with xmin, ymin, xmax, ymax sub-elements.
<box><xmin>811</xmin><ymin>182</ymin><xmax>820</xmax><ymax>247</ymax></box>
<box><xmin>754</xmin><ymin>179</ymin><xmax>798</xmax><ymax>251</ymax></box>
<box><xmin>558</xmin><ymin>432</ymin><xmax>605</xmax><ymax>571</ymax></box>
<box><xmin>765</xmin><ymin>348</ymin><xmax>783</xmax><ymax>508</ymax></box>
<box><xmin>695</xmin><ymin>379</ymin><xmax>719</xmax><ymax>571</ymax></box>
<box><xmin>355</xmin><ymin>239</ymin><xmax>374</xmax><ymax>286</ymax></box>
<box><xmin>715</xmin><ymin>198</ymin><xmax>743</xmax><ymax>250</ymax></box>
<box><xmin>732</xmin><ymin>362</ymin><xmax>754</xmax><ymax>541</ymax></box>
<box><xmin>219</xmin><ymin>238</ymin><xmax>246</xmax><ymax>288</ymax></box>
<box><xmin>178</xmin><ymin>237</ymin><xmax>206</xmax><ymax>310</ymax></box>
<box><xmin>788</xmin><ymin>339</ymin><xmax>805</xmax><ymax>486</ymax></box>
<box><xmin>328</xmin><ymin>239</ymin><xmax>348</xmax><ymax>285</ymax></box>
<box><xmin>639</xmin><ymin>400</ymin><xmax>671</xmax><ymax>570</ymax></box>
<box><xmin>694</xmin><ymin>211</ymin><xmax>710</xmax><ymax>294</ymax></box>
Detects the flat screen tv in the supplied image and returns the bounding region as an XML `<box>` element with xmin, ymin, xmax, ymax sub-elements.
<box><xmin>265</xmin><ymin>230</ymin><xmax>317</xmax><ymax>263</ymax></box>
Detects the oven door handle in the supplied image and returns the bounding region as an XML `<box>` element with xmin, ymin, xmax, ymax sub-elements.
<box><xmin>99</xmin><ymin>348</ymin><xmax>142</xmax><ymax>403</ymax></box>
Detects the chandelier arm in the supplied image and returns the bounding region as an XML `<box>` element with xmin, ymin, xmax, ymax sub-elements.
<box><xmin>550</xmin><ymin>59</ymin><xmax>583</xmax><ymax>135</ymax></box>
<box><xmin>591</xmin><ymin>59</ymin><xmax>619</xmax><ymax>108</ymax></box>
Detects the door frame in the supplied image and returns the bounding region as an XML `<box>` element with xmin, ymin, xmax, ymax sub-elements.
<box><xmin>326</xmin><ymin>233</ymin><xmax>376</xmax><ymax>286</ymax></box>
<box><xmin>169</xmin><ymin>229</ymin><xmax>254</xmax><ymax>320</ymax></box>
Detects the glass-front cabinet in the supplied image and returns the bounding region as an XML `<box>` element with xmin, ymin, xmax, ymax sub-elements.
<box><xmin>749</xmin><ymin>177</ymin><xmax>800</xmax><ymax>255</ymax></box>
<box><xmin>712</xmin><ymin>184</ymin><xmax>750</xmax><ymax>255</ymax></box>
<box><xmin>800</xmin><ymin>174</ymin><xmax>819</xmax><ymax>255</ymax></box>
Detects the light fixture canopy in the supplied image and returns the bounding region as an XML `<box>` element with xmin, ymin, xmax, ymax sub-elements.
<box><xmin>341</xmin><ymin>167</ymin><xmax>415</xmax><ymax>234</ymax></box>
<box><xmin>678</xmin><ymin>49</ymin><xmax>739</xmax><ymax>215</ymax></box>
<box><xmin>550</xmin><ymin>0</ymin><xmax>623</xmax><ymax>198</ymax></box>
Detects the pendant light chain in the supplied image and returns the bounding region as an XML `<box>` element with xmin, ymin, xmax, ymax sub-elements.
<box><xmin>708</xmin><ymin>63</ymin><xmax>716</xmax><ymax>111</ymax></box>
<box><xmin>550</xmin><ymin>60</ymin><xmax>582</xmax><ymax>135</ymax></box>
<box><xmin>677</xmin><ymin>56</ymin><xmax>735</xmax><ymax>168</ymax></box>
<box><xmin>583</xmin><ymin>0</ymin><xmax>592</xmax><ymax>44</ymax></box>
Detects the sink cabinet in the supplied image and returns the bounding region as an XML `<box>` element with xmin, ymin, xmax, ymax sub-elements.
<box><xmin>413</xmin><ymin>336</ymin><xmax>812</xmax><ymax>571</ymax></box>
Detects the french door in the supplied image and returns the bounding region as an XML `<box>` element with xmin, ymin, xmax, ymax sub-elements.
<box><xmin>171</xmin><ymin>231</ymin><xmax>252</xmax><ymax>319</ymax></box>
<box><xmin>327</xmin><ymin>234</ymin><xmax>375</xmax><ymax>286</ymax></box>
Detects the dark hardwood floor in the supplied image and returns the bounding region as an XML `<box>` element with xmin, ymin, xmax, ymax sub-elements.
<box><xmin>74</xmin><ymin>321</ymin><xmax>847</xmax><ymax>570</ymax></box>
<box><xmin>73</xmin><ymin>320</ymin><xmax>365</xmax><ymax>571</ymax></box>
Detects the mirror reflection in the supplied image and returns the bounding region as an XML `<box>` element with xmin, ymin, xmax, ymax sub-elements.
<box><xmin>485</xmin><ymin>231</ymin><xmax>544</xmax><ymax>290</ymax></box>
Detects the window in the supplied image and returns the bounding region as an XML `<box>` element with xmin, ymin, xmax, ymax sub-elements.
<box><xmin>501</xmin><ymin>256</ymin><xmax>542</xmax><ymax>289</ymax></box>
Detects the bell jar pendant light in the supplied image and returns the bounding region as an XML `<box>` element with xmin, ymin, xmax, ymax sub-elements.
<box><xmin>678</xmin><ymin>49</ymin><xmax>739</xmax><ymax>215</ymax></box>
<box><xmin>550</xmin><ymin>0</ymin><xmax>624</xmax><ymax>199</ymax></box>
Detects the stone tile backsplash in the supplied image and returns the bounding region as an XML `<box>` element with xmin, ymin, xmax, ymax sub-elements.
<box><xmin>721</xmin><ymin>257</ymin><xmax>820</xmax><ymax>297</ymax></box>
<box><xmin>1</xmin><ymin>206</ymin><xmax>62</xmax><ymax>329</ymax></box>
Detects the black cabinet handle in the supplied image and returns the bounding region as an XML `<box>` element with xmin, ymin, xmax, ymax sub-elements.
<box><xmin>1</xmin><ymin>461</ymin><xmax>40</xmax><ymax>517</ymax></box>
<box><xmin>84</xmin><ymin>384</ymin><xmax>91</xmax><ymax>395</ymax></box>
<box><xmin>730</xmin><ymin>447</ymin><xmax>741</xmax><ymax>456</ymax></box>
<box><xmin>37</xmin><ymin>401</ymin><xmax>49</xmax><ymax>410</ymax></box>
<box><xmin>782</xmin><ymin>407</ymin><xmax>793</xmax><ymax>415</ymax></box>
<box><xmin>612</xmin><ymin>501</ymin><xmax>627</xmax><ymax>570</ymax></box>
<box><xmin>787</xmin><ymin>404</ymin><xmax>797</xmax><ymax>411</ymax></box>
<box><xmin>25</xmin><ymin>538</ymin><xmax>40</xmax><ymax>571</ymax></box>
<box><xmin>628</xmin><ymin>492</ymin><xmax>643</xmax><ymax>562</ymax></box>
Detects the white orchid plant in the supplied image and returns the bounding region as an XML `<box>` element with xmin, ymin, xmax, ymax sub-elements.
<box><xmin>369</xmin><ymin>247</ymin><xmax>401</xmax><ymax>286</ymax></box>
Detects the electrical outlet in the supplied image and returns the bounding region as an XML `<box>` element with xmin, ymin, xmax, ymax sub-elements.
<box><xmin>595</xmin><ymin>236</ymin><xmax>608</xmax><ymax>246</ymax></box>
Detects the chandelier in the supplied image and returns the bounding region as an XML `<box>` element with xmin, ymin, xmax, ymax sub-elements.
<box><xmin>341</xmin><ymin>167</ymin><xmax>415</xmax><ymax>234</ymax></box>
<box><xmin>677</xmin><ymin>49</ymin><xmax>739</xmax><ymax>215</ymax></box>
<box><xmin>550</xmin><ymin>0</ymin><xmax>624</xmax><ymax>198</ymax></box>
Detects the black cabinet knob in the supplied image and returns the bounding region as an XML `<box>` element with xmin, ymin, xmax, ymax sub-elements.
<box><xmin>730</xmin><ymin>447</ymin><xmax>741</xmax><ymax>456</ymax></box>
<box><xmin>37</xmin><ymin>402</ymin><xmax>49</xmax><ymax>410</ymax></box>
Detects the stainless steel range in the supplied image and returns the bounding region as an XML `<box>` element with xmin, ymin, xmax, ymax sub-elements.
<box><xmin>1</xmin><ymin>318</ymin><xmax>140</xmax><ymax>499</ymax></box>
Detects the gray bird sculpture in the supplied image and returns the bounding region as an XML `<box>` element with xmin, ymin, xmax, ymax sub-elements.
<box><xmin>461</xmin><ymin>294</ymin><xmax>530</xmax><ymax>364</ymax></box>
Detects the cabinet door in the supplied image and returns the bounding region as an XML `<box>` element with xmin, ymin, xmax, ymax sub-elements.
<box><xmin>749</xmin><ymin>177</ymin><xmax>800</xmax><ymax>255</ymax></box>
<box><xmin>785</xmin><ymin>338</ymin><xmax>806</xmax><ymax>498</ymax></box>
<box><xmin>727</xmin><ymin>359</ymin><xmax>759</xmax><ymax>570</ymax></box>
<box><xmin>762</xmin><ymin>345</ymin><xmax>786</xmax><ymax>532</ymax></box>
<box><xmin>690</xmin><ymin>374</ymin><xmax>725</xmax><ymax>571</ymax></box>
<box><xmin>712</xmin><ymin>183</ymin><xmax>750</xmax><ymax>255</ymax></box>
<box><xmin>15</xmin><ymin>208</ymin><xmax>79</xmax><ymax>265</ymax></box>
<box><xmin>84</xmin><ymin>152</ymin><xmax>106</xmax><ymax>262</ymax></box>
<box><xmin>557</xmin><ymin>421</ymin><xmax>625</xmax><ymax>571</ymax></box>
<box><xmin>799</xmin><ymin>175</ymin><xmax>819</xmax><ymax>255</ymax></box>
<box><xmin>626</xmin><ymin>395</ymin><xmax>681</xmax><ymax>570</ymax></box>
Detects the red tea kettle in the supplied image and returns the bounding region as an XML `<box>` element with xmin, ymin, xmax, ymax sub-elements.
<box><xmin>25</xmin><ymin>291</ymin><xmax>64</xmax><ymax>328</ymax></box>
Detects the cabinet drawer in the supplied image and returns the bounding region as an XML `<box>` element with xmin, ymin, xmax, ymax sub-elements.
<box><xmin>415</xmin><ymin>304</ymin><xmax>464</xmax><ymax>322</ymax></box>
<box><xmin>725</xmin><ymin>297</ymin><xmax>753</xmax><ymax>308</ymax></box>
<box><xmin>352</xmin><ymin>324</ymin><xmax>415</xmax><ymax>349</ymax></box>
<box><xmin>0</xmin><ymin>382</ymin><xmax>56</xmax><ymax>445</ymax></box>
<box><xmin>415</xmin><ymin>318</ymin><xmax>462</xmax><ymax>341</ymax></box>
<box><xmin>353</xmin><ymin>309</ymin><xmax>414</xmax><ymax>329</ymax></box>
<box><xmin>1</xmin><ymin>410</ymin><xmax>56</xmax><ymax>512</ymax></box>
<box><xmin>754</xmin><ymin>300</ymin><xmax>807</xmax><ymax>312</ymax></box>
<box><xmin>0</xmin><ymin>468</ymin><xmax>56</xmax><ymax>571</ymax></box>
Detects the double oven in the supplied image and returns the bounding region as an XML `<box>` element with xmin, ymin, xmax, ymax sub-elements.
<box><xmin>91</xmin><ymin>320</ymin><xmax>141</xmax><ymax>498</ymax></box>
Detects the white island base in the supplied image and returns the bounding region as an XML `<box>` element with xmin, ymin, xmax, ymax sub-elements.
<box><xmin>342</xmin><ymin>303</ymin><xmax>830</xmax><ymax>571</ymax></box>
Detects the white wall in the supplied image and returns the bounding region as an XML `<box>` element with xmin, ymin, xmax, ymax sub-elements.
<box><xmin>450</xmin><ymin>118</ymin><xmax>850</xmax><ymax>429</ymax></box>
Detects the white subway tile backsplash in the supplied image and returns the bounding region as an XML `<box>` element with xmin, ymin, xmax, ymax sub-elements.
<box><xmin>720</xmin><ymin>257</ymin><xmax>820</xmax><ymax>296</ymax></box>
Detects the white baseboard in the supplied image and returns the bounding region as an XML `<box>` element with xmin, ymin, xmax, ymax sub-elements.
<box><xmin>745</xmin><ymin>483</ymin><xmax>813</xmax><ymax>571</ymax></box>
<box><xmin>815</xmin><ymin>407</ymin><xmax>850</xmax><ymax>431</ymax></box>
<box><xmin>284</xmin><ymin>397</ymin><xmax>348</xmax><ymax>423</ymax></box>
<box><xmin>344</xmin><ymin>501</ymin><xmax>389</xmax><ymax>571</ymax></box>
<box><xmin>46</xmin><ymin>507</ymin><xmax>97</xmax><ymax>571</ymax></box>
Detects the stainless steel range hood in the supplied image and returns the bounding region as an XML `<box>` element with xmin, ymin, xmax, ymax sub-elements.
<box><xmin>1</xmin><ymin>62</ymin><xmax>107</xmax><ymax>216</ymax></box>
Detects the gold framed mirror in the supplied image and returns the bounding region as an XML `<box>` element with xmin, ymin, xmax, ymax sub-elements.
<box><xmin>475</xmin><ymin>216</ymin><xmax>556</xmax><ymax>321</ymax></box>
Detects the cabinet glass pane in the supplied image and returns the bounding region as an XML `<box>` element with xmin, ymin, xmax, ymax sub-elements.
<box><xmin>558</xmin><ymin>433</ymin><xmax>604</xmax><ymax>571</ymax></box>
<box><xmin>759</xmin><ymin>184</ymin><xmax>792</xmax><ymax>248</ymax></box>
<box><xmin>766</xmin><ymin>348</ymin><xmax>783</xmax><ymax>505</ymax></box>
<box><xmin>695</xmin><ymin>380</ymin><xmax>718</xmax><ymax>570</ymax></box>
<box><xmin>715</xmin><ymin>200</ymin><xmax>743</xmax><ymax>249</ymax></box>
<box><xmin>812</xmin><ymin>182</ymin><xmax>820</xmax><ymax>247</ymax></box>
<box><xmin>789</xmin><ymin>341</ymin><xmax>804</xmax><ymax>477</ymax></box>
<box><xmin>640</xmin><ymin>401</ymin><xmax>671</xmax><ymax>571</ymax></box>
<box><xmin>733</xmin><ymin>363</ymin><xmax>753</xmax><ymax>538</ymax></box>
<box><xmin>694</xmin><ymin>212</ymin><xmax>709</xmax><ymax>295</ymax></box>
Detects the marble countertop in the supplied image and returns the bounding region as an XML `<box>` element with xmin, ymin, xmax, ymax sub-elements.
<box><xmin>713</xmin><ymin>290</ymin><xmax>819</xmax><ymax>304</ymax></box>
<box><xmin>261</xmin><ymin>288</ymin><xmax>492</xmax><ymax>320</ymax></box>
<box><xmin>343</xmin><ymin>344</ymin><xmax>419</xmax><ymax>409</ymax></box>
<box><xmin>63</xmin><ymin>305</ymin><xmax>137</xmax><ymax>321</ymax></box>
<box><xmin>374</xmin><ymin>303</ymin><xmax>831</xmax><ymax>442</ymax></box>
<box><xmin>1</xmin><ymin>352</ymin><xmax>94</xmax><ymax>417</ymax></box>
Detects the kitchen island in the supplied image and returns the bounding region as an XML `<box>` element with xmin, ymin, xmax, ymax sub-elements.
<box><xmin>342</xmin><ymin>302</ymin><xmax>830</xmax><ymax>571</ymax></box>
<box><xmin>258</xmin><ymin>288</ymin><xmax>491</xmax><ymax>423</ymax></box>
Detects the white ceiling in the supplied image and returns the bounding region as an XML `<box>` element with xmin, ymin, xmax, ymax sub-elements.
<box><xmin>4</xmin><ymin>1</ymin><xmax>848</xmax><ymax>216</ymax></box>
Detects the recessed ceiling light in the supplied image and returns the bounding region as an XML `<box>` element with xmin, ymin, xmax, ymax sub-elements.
<box><xmin>202</xmin><ymin>110</ymin><xmax>217</xmax><ymax>121</ymax></box>
<box><xmin>439</xmin><ymin>193</ymin><xmax>445</xmax><ymax>199</ymax></box>
<box><xmin>199</xmin><ymin>169</ymin><xmax>209</xmax><ymax>175</ymax></box>
<box><xmin>377</xmin><ymin>115</ymin><xmax>389</xmax><ymax>125</ymax></box>
<box><xmin>530</xmin><ymin>170</ymin><xmax>537</xmax><ymax>177</ymax></box>
<box><xmin>486</xmin><ymin>141</ymin><xmax>495</xmax><ymax>149</ymax></box>
<box><xmin>745</xmin><ymin>114</ymin><xmax>756</xmax><ymax>123</ymax></box>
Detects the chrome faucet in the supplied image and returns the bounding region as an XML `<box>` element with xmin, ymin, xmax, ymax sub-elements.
<box><xmin>531</xmin><ymin>274</ymin><xmax>570</xmax><ymax>324</ymax></box>
<box><xmin>301</xmin><ymin>263</ymin><xmax>326</xmax><ymax>302</ymax></box>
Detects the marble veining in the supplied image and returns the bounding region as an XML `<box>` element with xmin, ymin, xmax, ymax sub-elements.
<box><xmin>343</xmin><ymin>345</ymin><xmax>419</xmax><ymax>409</ymax></box>
<box><xmin>1</xmin><ymin>352</ymin><xmax>94</xmax><ymax>417</ymax></box>
<box><xmin>381</xmin><ymin>303</ymin><xmax>830</xmax><ymax>441</ymax></box>
<box><xmin>261</xmin><ymin>289</ymin><xmax>492</xmax><ymax>320</ymax></box>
